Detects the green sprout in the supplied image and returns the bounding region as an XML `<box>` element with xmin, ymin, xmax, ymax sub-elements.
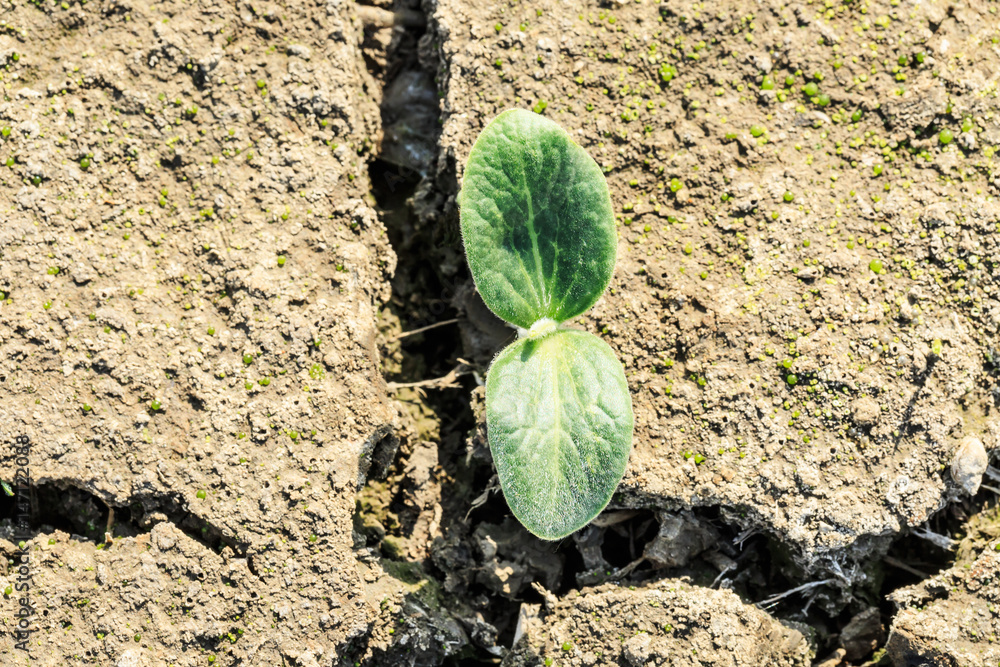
<box><xmin>459</xmin><ymin>109</ymin><xmax>634</xmax><ymax>540</ymax></box>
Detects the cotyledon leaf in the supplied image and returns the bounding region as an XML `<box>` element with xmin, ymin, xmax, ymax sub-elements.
<box><xmin>486</xmin><ymin>328</ymin><xmax>634</xmax><ymax>539</ymax></box>
<box><xmin>459</xmin><ymin>109</ymin><xmax>617</xmax><ymax>330</ymax></box>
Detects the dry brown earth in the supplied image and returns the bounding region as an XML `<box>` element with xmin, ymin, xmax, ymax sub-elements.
<box><xmin>1</xmin><ymin>0</ymin><xmax>999</xmax><ymax>665</ymax></box>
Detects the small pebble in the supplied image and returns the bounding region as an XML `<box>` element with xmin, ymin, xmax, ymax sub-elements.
<box><xmin>950</xmin><ymin>436</ymin><xmax>988</xmax><ymax>495</ymax></box>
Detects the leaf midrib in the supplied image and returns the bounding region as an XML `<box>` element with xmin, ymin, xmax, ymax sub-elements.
<box><xmin>550</xmin><ymin>338</ymin><xmax>586</xmax><ymax>498</ymax></box>
<box><xmin>518</xmin><ymin>149</ymin><xmax>549</xmax><ymax>312</ymax></box>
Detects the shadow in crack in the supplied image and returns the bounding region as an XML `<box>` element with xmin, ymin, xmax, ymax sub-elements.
<box><xmin>0</xmin><ymin>480</ymin><xmax>244</xmax><ymax>556</ymax></box>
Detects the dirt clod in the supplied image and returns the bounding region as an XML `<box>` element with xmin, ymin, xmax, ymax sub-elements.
<box><xmin>0</xmin><ymin>0</ymin><xmax>401</xmax><ymax>663</ymax></box>
<box><xmin>426</xmin><ymin>0</ymin><xmax>1000</xmax><ymax>598</ymax></box>
<box><xmin>887</xmin><ymin>538</ymin><xmax>1000</xmax><ymax>666</ymax></box>
<box><xmin>514</xmin><ymin>579</ymin><xmax>813</xmax><ymax>667</ymax></box>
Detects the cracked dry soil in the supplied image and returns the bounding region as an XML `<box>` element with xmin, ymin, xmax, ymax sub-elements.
<box><xmin>1</xmin><ymin>0</ymin><xmax>1000</xmax><ymax>666</ymax></box>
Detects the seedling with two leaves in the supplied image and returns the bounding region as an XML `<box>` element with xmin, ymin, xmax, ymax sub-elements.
<box><xmin>460</xmin><ymin>109</ymin><xmax>634</xmax><ymax>540</ymax></box>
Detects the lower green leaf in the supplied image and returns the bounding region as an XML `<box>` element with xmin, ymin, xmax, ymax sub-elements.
<box><xmin>485</xmin><ymin>328</ymin><xmax>634</xmax><ymax>539</ymax></box>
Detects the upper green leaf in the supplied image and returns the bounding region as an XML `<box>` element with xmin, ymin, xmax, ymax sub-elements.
<box><xmin>459</xmin><ymin>109</ymin><xmax>617</xmax><ymax>330</ymax></box>
<box><xmin>486</xmin><ymin>329</ymin><xmax>634</xmax><ymax>539</ymax></box>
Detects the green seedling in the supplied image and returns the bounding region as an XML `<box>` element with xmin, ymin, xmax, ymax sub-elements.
<box><xmin>459</xmin><ymin>109</ymin><xmax>634</xmax><ymax>540</ymax></box>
